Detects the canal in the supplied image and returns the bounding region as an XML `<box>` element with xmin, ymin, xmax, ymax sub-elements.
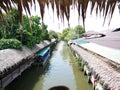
<box><xmin>5</xmin><ymin>41</ymin><xmax>92</xmax><ymax>90</ymax></box>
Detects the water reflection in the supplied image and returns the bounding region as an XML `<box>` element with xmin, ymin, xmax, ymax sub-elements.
<box><xmin>42</xmin><ymin>41</ymin><xmax>76</xmax><ymax>90</ymax></box>
<box><xmin>5</xmin><ymin>62</ymin><xmax>51</xmax><ymax>90</ymax></box>
<box><xmin>5</xmin><ymin>41</ymin><xmax>92</xmax><ymax>90</ymax></box>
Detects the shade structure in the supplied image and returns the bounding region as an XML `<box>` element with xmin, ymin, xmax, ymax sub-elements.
<box><xmin>0</xmin><ymin>0</ymin><xmax>120</xmax><ymax>26</ymax></box>
<box><xmin>38</xmin><ymin>47</ymin><xmax>50</xmax><ymax>57</ymax></box>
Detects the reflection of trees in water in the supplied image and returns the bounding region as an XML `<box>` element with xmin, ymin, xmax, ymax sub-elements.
<box><xmin>5</xmin><ymin>62</ymin><xmax>50</xmax><ymax>90</ymax></box>
<box><xmin>61</xmin><ymin>42</ymin><xmax>70</xmax><ymax>61</ymax></box>
<box><xmin>65</xmin><ymin>46</ymin><xmax>93</xmax><ymax>90</ymax></box>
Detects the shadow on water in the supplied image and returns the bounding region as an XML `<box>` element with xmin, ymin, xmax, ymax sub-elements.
<box><xmin>5</xmin><ymin>62</ymin><xmax>51</xmax><ymax>90</ymax></box>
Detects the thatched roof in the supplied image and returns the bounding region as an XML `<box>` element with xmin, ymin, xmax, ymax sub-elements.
<box><xmin>0</xmin><ymin>0</ymin><xmax>120</xmax><ymax>26</ymax></box>
<box><xmin>84</xmin><ymin>31</ymin><xmax>105</xmax><ymax>37</ymax></box>
<box><xmin>71</xmin><ymin>44</ymin><xmax>120</xmax><ymax>90</ymax></box>
<box><xmin>32</xmin><ymin>40</ymin><xmax>51</xmax><ymax>53</ymax></box>
<box><xmin>0</xmin><ymin>47</ymin><xmax>33</xmax><ymax>73</ymax></box>
<box><xmin>0</xmin><ymin>40</ymin><xmax>51</xmax><ymax>74</ymax></box>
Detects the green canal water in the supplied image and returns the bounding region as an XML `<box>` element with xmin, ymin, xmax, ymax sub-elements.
<box><xmin>5</xmin><ymin>41</ymin><xmax>92</xmax><ymax>90</ymax></box>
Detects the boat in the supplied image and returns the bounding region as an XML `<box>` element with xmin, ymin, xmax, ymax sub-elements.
<box><xmin>37</xmin><ymin>47</ymin><xmax>50</xmax><ymax>65</ymax></box>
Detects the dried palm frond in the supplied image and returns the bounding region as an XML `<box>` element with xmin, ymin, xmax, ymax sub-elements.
<box><xmin>0</xmin><ymin>0</ymin><xmax>120</xmax><ymax>26</ymax></box>
<box><xmin>55</xmin><ymin>0</ymin><xmax>60</xmax><ymax>19</ymax></box>
<box><xmin>119</xmin><ymin>4</ymin><xmax>120</xmax><ymax>12</ymax></box>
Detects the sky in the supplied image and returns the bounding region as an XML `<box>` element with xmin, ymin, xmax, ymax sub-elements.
<box><xmin>30</xmin><ymin>2</ymin><xmax>120</xmax><ymax>33</ymax></box>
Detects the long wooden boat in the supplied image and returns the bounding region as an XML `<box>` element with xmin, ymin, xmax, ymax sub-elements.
<box><xmin>37</xmin><ymin>47</ymin><xmax>50</xmax><ymax>65</ymax></box>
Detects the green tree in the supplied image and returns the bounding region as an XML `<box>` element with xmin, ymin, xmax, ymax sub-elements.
<box><xmin>30</xmin><ymin>16</ymin><xmax>42</xmax><ymax>43</ymax></box>
<box><xmin>41</xmin><ymin>23</ymin><xmax>50</xmax><ymax>40</ymax></box>
<box><xmin>0</xmin><ymin>8</ymin><xmax>20</xmax><ymax>39</ymax></box>
<box><xmin>57</xmin><ymin>32</ymin><xmax>62</xmax><ymax>39</ymax></box>
<box><xmin>60</xmin><ymin>25</ymin><xmax>85</xmax><ymax>41</ymax></box>
<box><xmin>74</xmin><ymin>25</ymin><xmax>85</xmax><ymax>38</ymax></box>
<box><xmin>49</xmin><ymin>30</ymin><xmax>58</xmax><ymax>39</ymax></box>
<box><xmin>22</xmin><ymin>15</ymin><xmax>43</xmax><ymax>48</ymax></box>
<box><xmin>64</xmin><ymin>28</ymin><xmax>74</xmax><ymax>41</ymax></box>
<box><xmin>60</xmin><ymin>28</ymin><xmax>70</xmax><ymax>41</ymax></box>
<box><xmin>23</xmin><ymin>15</ymin><xmax>31</xmax><ymax>32</ymax></box>
<box><xmin>0</xmin><ymin>8</ymin><xmax>51</xmax><ymax>49</ymax></box>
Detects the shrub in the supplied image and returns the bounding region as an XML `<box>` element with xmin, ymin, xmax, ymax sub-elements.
<box><xmin>0</xmin><ymin>39</ymin><xmax>22</xmax><ymax>50</ymax></box>
<box><xmin>22</xmin><ymin>30</ymin><xmax>34</xmax><ymax>49</ymax></box>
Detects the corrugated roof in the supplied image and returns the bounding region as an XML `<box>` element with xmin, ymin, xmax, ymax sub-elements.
<box><xmin>72</xmin><ymin>29</ymin><xmax>120</xmax><ymax>64</ymax></box>
<box><xmin>85</xmin><ymin>30</ymin><xmax>120</xmax><ymax>49</ymax></box>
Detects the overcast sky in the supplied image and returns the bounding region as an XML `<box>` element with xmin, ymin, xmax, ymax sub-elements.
<box><xmin>30</xmin><ymin>2</ymin><xmax>120</xmax><ymax>33</ymax></box>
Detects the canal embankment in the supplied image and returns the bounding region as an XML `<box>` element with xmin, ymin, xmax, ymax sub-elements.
<box><xmin>70</xmin><ymin>44</ymin><xmax>120</xmax><ymax>90</ymax></box>
<box><xmin>0</xmin><ymin>39</ymin><xmax>57</xmax><ymax>89</ymax></box>
<box><xmin>5</xmin><ymin>41</ymin><xmax>93</xmax><ymax>90</ymax></box>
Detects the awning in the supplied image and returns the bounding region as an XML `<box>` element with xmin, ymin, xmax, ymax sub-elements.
<box><xmin>38</xmin><ymin>47</ymin><xmax>50</xmax><ymax>56</ymax></box>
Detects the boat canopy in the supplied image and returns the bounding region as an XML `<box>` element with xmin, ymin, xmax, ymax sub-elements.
<box><xmin>38</xmin><ymin>47</ymin><xmax>50</xmax><ymax>56</ymax></box>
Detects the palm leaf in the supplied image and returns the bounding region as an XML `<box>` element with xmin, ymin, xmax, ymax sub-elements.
<box><xmin>0</xmin><ymin>0</ymin><xmax>119</xmax><ymax>27</ymax></box>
